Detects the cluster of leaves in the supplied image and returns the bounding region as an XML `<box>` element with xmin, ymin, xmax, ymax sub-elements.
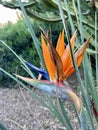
<box><xmin>0</xmin><ymin>20</ymin><xmax>63</xmax><ymax>87</ymax></box>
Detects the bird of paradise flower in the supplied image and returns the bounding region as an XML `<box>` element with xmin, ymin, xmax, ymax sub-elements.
<box><xmin>16</xmin><ymin>29</ymin><xmax>91</xmax><ymax>114</ymax></box>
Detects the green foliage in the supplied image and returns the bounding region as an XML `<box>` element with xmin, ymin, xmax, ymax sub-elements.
<box><xmin>0</xmin><ymin>21</ymin><xmax>37</xmax><ymax>87</ymax></box>
<box><xmin>0</xmin><ymin>20</ymin><xmax>63</xmax><ymax>87</ymax></box>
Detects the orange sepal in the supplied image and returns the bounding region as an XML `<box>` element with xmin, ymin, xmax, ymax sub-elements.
<box><xmin>70</xmin><ymin>30</ymin><xmax>77</xmax><ymax>49</ymax></box>
<box><xmin>62</xmin><ymin>31</ymin><xmax>77</xmax><ymax>71</ymax></box>
<box><xmin>56</xmin><ymin>29</ymin><xmax>65</xmax><ymax>58</ymax></box>
<box><xmin>64</xmin><ymin>36</ymin><xmax>91</xmax><ymax>78</ymax></box>
<box><xmin>48</xmin><ymin>37</ymin><xmax>64</xmax><ymax>82</ymax></box>
<box><xmin>75</xmin><ymin>36</ymin><xmax>91</xmax><ymax>67</ymax></box>
<box><xmin>41</xmin><ymin>34</ymin><xmax>57</xmax><ymax>81</ymax></box>
<box><xmin>64</xmin><ymin>66</ymin><xmax>74</xmax><ymax>79</ymax></box>
<box><xmin>63</xmin><ymin>56</ymin><xmax>74</xmax><ymax>79</ymax></box>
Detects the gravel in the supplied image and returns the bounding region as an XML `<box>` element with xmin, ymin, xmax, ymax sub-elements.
<box><xmin>0</xmin><ymin>73</ymin><xmax>81</xmax><ymax>130</ymax></box>
<box><xmin>0</xmin><ymin>88</ymin><xmax>68</xmax><ymax>130</ymax></box>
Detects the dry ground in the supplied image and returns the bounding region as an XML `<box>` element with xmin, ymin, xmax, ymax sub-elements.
<box><xmin>0</xmin><ymin>73</ymin><xmax>81</xmax><ymax>130</ymax></box>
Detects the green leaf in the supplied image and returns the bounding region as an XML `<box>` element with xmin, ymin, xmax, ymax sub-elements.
<box><xmin>79</xmin><ymin>107</ymin><xmax>89</xmax><ymax>130</ymax></box>
<box><xmin>18</xmin><ymin>0</ymin><xmax>45</xmax><ymax>69</ymax></box>
<box><xmin>58</xmin><ymin>99</ymin><xmax>73</xmax><ymax>130</ymax></box>
<box><xmin>43</xmin><ymin>92</ymin><xmax>67</xmax><ymax>128</ymax></box>
<box><xmin>0</xmin><ymin>40</ymin><xmax>35</xmax><ymax>78</ymax></box>
<box><xmin>86</xmin><ymin>48</ymin><xmax>98</xmax><ymax>54</ymax></box>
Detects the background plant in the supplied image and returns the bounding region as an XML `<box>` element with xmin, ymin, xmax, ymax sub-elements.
<box><xmin>0</xmin><ymin>20</ymin><xmax>63</xmax><ymax>87</ymax></box>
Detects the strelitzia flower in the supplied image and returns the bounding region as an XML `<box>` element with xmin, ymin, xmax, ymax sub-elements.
<box><xmin>41</xmin><ymin>29</ymin><xmax>91</xmax><ymax>82</ymax></box>
<box><xmin>16</xmin><ymin>29</ymin><xmax>91</xmax><ymax>114</ymax></box>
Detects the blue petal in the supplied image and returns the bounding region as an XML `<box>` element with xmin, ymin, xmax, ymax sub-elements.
<box><xmin>26</xmin><ymin>61</ymin><xmax>50</xmax><ymax>80</ymax></box>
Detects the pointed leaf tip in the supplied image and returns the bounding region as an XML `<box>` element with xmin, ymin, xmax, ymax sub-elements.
<box><xmin>75</xmin><ymin>36</ymin><xmax>91</xmax><ymax>67</ymax></box>
<box><xmin>56</xmin><ymin>29</ymin><xmax>65</xmax><ymax>58</ymax></box>
<box><xmin>70</xmin><ymin>30</ymin><xmax>77</xmax><ymax>49</ymax></box>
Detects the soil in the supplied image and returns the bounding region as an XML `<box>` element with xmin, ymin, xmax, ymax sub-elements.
<box><xmin>0</xmin><ymin>72</ymin><xmax>82</xmax><ymax>130</ymax></box>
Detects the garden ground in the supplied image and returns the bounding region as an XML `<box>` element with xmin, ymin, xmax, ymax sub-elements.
<box><xmin>0</xmin><ymin>72</ymin><xmax>82</xmax><ymax>130</ymax></box>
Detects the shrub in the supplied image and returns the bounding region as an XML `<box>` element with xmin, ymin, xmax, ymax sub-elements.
<box><xmin>0</xmin><ymin>20</ymin><xmax>63</xmax><ymax>87</ymax></box>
